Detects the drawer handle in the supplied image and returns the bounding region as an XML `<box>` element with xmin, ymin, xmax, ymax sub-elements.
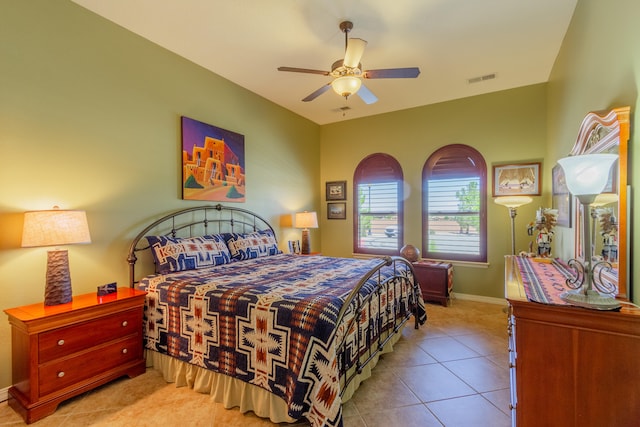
<box><xmin>57</xmin><ymin>371</ymin><xmax>65</xmax><ymax>378</ymax></box>
<box><xmin>122</xmin><ymin>348</ymin><xmax>128</xmax><ymax>354</ymax></box>
<box><xmin>57</xmin><ymin>339</ymin><xmax>65</xmax><ymax>346</ymax></box>
<box><xmin>122</xmin><ymin>320</ymin><xmax>128</xmax><ymax>327</ymax></box>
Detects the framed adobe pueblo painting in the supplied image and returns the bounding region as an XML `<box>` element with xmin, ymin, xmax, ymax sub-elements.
<box><xmin>181</xmin><ymin>116</ymin><xmax>245</xmax><ymax>202</ymax></box>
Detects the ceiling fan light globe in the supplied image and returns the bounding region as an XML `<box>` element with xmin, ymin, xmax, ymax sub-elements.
<box><xmin>332</xmin><ymin>76</ymin><xmax>361</xmax><ymax>98</ymax></box>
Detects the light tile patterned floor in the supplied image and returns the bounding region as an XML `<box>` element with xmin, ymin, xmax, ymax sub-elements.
<box><xmin>0</xmin><ymin>298</ymin><xmax>511</xmax><ymax>427</ymax></box>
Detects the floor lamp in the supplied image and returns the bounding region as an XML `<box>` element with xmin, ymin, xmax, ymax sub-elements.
<box><xmin>494</xmin><ymin>196</ymin><xmax>533</xmax><ymax>255</ymax></box>
<box><xmin>557</xmin><ymin>153</ymin><xmax>620</xmax><ymax>310</ymax></box>
<box><xmin>590</xmin><ymin>193</ymin><xmax>618</xmax><ymax>262</ymax></box>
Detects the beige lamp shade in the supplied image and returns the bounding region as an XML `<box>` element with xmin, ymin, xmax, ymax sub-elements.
<box><xmin>591</xmin><ymin>193</ymin><xmax>618</xmax><ymax>207</ymax></box>
<box><xmin>22</xmin><ymin>209</ymin><xmax>92</xmax><ymax>247</ymax></box>
<box><xmin>494</xmin><ymin>196</ymin><xmax>533</xmax><ymax>209</ymax></box>
<box><xmin>295</xmin><ymin>211</ymin><xmax>318</xmax><ymax>229</ymax></box>
<box><xmin>22</xmin><ymin>208</ymin><xmax>92</xmax><ymax>306</ymax></box>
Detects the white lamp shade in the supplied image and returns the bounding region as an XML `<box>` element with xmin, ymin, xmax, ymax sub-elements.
<box><xmin>22</xmin><ymin>209</ymin><xmax>92</xmax><ymax>247</ymax></box>
<box><xmin>331</xmin><ymin>76</ymin><xmax>362</xmax><ymax>98</ymax></box>
<box><xmin>557</xmin><ymin>154</ymin><xmax>617</xmax><ymax>196</ymax></box>
<box><xmin>295</xmin><ymin>211</ymin><xmax>318</xmax><ymax>229</ymax></box>
<box><xmin>494</xmin><ymin>196</ymin><xmax>533</xmax><ymax>209</ymax></box>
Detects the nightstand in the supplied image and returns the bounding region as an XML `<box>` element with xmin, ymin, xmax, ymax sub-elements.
<box><xmin>412</xmin><ymin>261</ymin><xmax>453</xmax><ymax>306</ymax></box>
<box><xmin>3</xmin><ymin>288</ymin><xmax>147</xmax><ymax>424</ymax></box>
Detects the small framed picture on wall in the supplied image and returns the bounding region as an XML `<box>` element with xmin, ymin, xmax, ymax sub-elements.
<box><xmin>326</xmin><ymin>181</ymin><xmax>347</xmax><ymax>201</ymax></box>
<box><xmin>327</xmin><ymin>202</ymin><xmax>346</xmax><ymax>219</ymax></box>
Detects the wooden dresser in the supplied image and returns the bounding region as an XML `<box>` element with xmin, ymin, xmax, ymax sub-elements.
<box><xmin>505</xmin><ymin>256</ymin><xmax>640</xmax><ymax>427</ymax></box>
<box><xmin>4</xmin><ymin>288</ymin><xmax>147</xmax><ymax>424</ymax></box>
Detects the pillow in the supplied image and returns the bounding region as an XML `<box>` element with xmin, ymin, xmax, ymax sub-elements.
<box><xmin>224</xmin><ymin>229</ymin><xmax>281</xmax><ymax>261</ymax></box>
<box><xmin>146</xmin><ymin>234</ymin><xmax>232</xmax><ymax>274</ymax></box>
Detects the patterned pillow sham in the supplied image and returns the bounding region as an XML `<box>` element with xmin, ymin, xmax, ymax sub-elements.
<box><xmin>224</xmin><ymin>229</ymin><xmax>281</xmax><ymax>261</ymax></box>
<box><xmin>146</xmin><ymin>234</ymin><xmax>232</xmax><ymax>274</ymax></box>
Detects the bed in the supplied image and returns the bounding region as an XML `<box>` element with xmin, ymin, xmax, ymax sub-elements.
<box><xmin>127</xmin><ymin>204</ymin><xmax>426</xmax><ymax>427</ymax></box>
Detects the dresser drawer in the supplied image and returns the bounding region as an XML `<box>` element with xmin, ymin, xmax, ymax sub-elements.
<box><xmin>39</xmin><ymin>307</ymin><xmax>142</xmax><ymax>363</ymax></box>
<box><xmin>38</xmin><ymin>334</ymin><xmax>141</xmax><ymax>396</ymax></box>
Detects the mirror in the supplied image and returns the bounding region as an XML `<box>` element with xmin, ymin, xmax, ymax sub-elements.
<box><xmin>568</xmin><ymin>106</ymin><xmax>630</xmax><ymax>299</ymax></box>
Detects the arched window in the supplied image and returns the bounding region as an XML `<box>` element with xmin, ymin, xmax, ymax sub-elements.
<box><xmin>422</xmin><ymin>144</ymin><xmax>487</xmax><ymax>262</ymax></box>
<box><xmin>353</xmin><ymin>153</ymin><xmax>404</xmax><ymax>255</ymax></box>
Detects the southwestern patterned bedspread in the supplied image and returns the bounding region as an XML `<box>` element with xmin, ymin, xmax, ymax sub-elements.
<box><xmin>138</xmin><ymin>254</ymin><xmax>426</xmax><ymax>427</ymax></box>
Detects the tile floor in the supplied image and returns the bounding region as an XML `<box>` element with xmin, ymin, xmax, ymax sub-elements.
<box><xmin>0</xmin><ymin>298</ymin><xmax>511</xmax><ymax>427</ymax></box>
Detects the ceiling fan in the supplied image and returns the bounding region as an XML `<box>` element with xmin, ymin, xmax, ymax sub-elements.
<box><xmin>278</xmin><ymin>21</ymin><xmax>420</xmax><ymax>104</ymax></box>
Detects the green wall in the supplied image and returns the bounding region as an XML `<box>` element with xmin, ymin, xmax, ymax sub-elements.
<box><xmin>319</xmin><ymin>0</ymin><xmax>640</xmax><ymax>306</ymax></box>
<box><xmin>1</xmin><ymin>0</ymin><xmax>639</xmax><ymax>394</ymax></box>
<box><xmin>320</xmin><ymin>84</ymin><xmax>548</xmax><ymax>299</ymax></box>
<box><xmin>546</xmin><ymin>0</ymin><xmax>640</xmax><ymax>302</ymax></box>
<box><xmin>0</xmin><ymin>1</ymin><xmax>319</xmax><ymax>389</ymax></box>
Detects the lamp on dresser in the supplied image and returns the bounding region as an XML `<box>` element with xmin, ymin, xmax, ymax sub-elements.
<box><xmin>557</xmin><ymin>153</ymin><xmax>620</xmax><ymax>310</ymax></box>
<box><xmin>21</xmin><ymin>206</ymin><xmax>91</xmax><ymax>305</ymax></box>
<box><xmin>494</xmin><ymin>195</ymin><xmax>533</xmax><ymax>255</ymax></box>
<box><xmin>295</xmin><ymin>211</ymin><xmax>318</xmax><ymax>255</ymax></box>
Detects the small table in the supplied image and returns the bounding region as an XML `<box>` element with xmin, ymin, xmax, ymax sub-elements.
<box><xmin>412</xmin><ymin>261</ymin><xmax>453</xmax><ymax>306</ymax></box>
<box><xmin>4</xmin><ymin>288</ymin><xmax>147</xmax><ymax>424</ymax></box>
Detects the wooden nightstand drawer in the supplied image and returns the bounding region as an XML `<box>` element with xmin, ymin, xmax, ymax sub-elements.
<box><xmin>39</xmin><ymin>334</ymin><xmax>141</xmax><ymax>396</ymax></box>
<box><xmin>39</xmin><ymin>307</ymin><xmax>142</xmax><ymax>363</ymax></box>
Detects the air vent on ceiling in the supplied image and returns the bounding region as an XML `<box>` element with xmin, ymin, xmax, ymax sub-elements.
<box><xmin>467</xmin><ymin>73</ymin><xmax>497</xmax><ymax>84</ymax></box>
<box><xmin>333</xmin><ymin>105</ymin><xmax>352</xmax><ymax>117</ymax></box>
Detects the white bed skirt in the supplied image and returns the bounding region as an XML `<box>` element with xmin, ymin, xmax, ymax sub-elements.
<box><xmin>145</xmin><ymin>325</ymin><xmax>404</xmax><ymax>424</ymax></box>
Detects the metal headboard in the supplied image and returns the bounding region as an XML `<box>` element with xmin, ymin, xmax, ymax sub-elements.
<box><xmin>127</xmin><ymin>204</ymin><xmax>276</xmax><ymax>286</ymax></box>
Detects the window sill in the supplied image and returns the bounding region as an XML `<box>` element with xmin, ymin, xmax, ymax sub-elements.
<box><xmin>352</xmin><ymin>253</ymin><xmax>489</xmax><ymax>269</ymax></box>
<box><xmin>420</xmin><ymin>258</ymin><xmax>489</xmax><ymax>269</ymax></box>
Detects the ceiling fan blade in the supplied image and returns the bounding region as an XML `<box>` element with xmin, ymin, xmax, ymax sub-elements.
<box><xmin>364</xmin><ymin>67</ymin><xmax>421</xmax><ymax>79</ymax></box>
<box><xmin>343</xmin><ymin>38</ymin><xmax>367</xmax><ymax>68</ymax></box>
<box><xmin>357</xmin><ymin>83</ymin><xmax>378</xmax><ymax>105</ymax></box>
<box><xmin>278</xmin><ymin>66</ymin><xmax>330</xmax><ymax>76</ymax></box>
<box><xmin>302</xmin><ymin>83</ymin><xmax>332</xmax><ymax>102</ymax></box>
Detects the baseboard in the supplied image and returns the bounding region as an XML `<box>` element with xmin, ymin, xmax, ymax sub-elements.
<box><xmin>453</xmin><ymin>292</ymin><xmax>507</xmax><ymax>306</ymax></box>
<box><xmin>0</xmin><ymin>386</ymin><xmax>8</xmax><ymax>403</ymax></box>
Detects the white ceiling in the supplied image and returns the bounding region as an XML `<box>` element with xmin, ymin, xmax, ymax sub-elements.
<box><xmin>72</xmin><ymin>0</ymin><xmax>577</xmax><ymax>125</ymax></box>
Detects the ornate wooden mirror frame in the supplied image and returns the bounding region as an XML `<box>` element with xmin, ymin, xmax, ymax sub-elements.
<box><xmin>567</xmin><ymin>106</ymin><xmax>630</xmax><ymax>299</ymax></box>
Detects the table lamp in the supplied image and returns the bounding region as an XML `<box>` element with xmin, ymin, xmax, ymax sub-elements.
<box><xmin>494</xmin><ymin>196</ymin><xmax>533</xmax><ymax>255</ymax></box>
<box><xmin>295</xmin><ymin>211</ymin><xmax>318</xmax><ymax>255</ymax></box>
<box><xmin>557</xmin><ymin>153</ymin><xmax>619</xmax><ymax>310</ymax></box>
<box><xmin>22</xmin><ymin>207</ymin><xmax>92</xmax><ymax>305</ymax></box>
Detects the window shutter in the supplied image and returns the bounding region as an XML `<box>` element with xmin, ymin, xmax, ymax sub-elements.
<box><xmin>353</xmin><ymin>154</ymin><xmax>404</xmax><ymax>255</ymax></box>
<box><xmin>423</xmin><ymin>145</ymin><xmax>487</xmax><ymax>262</ymax></box>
